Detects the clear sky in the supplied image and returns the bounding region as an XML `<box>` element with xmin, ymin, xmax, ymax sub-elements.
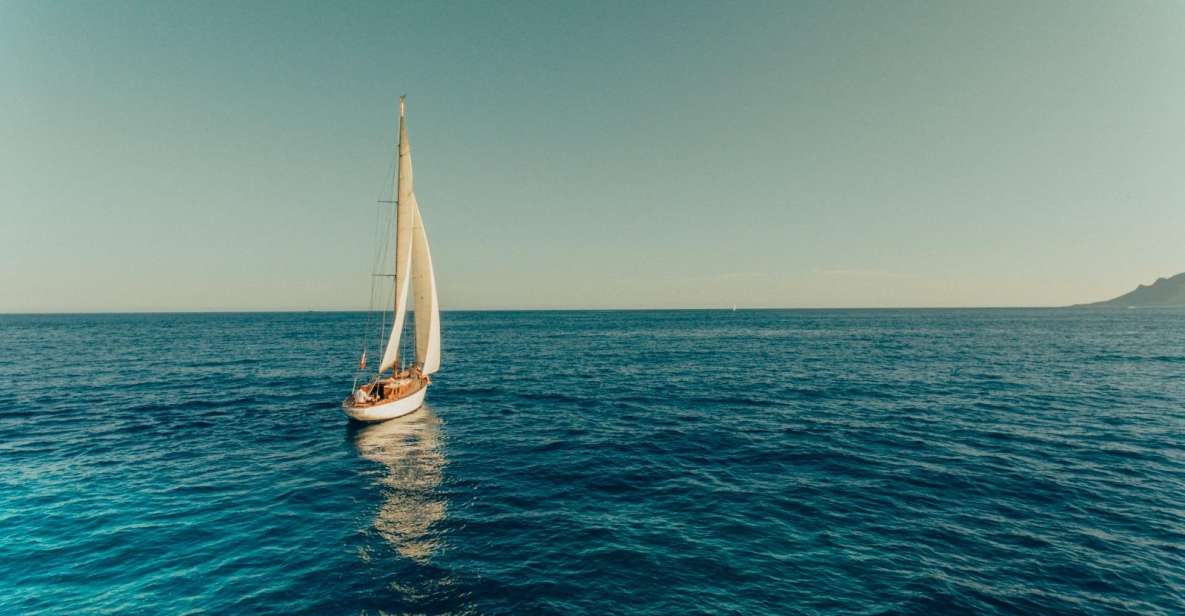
<box><xmin>3</xmin><ymin>1</ymin><xmax>1183</xmax><ymax>311</ymax></box>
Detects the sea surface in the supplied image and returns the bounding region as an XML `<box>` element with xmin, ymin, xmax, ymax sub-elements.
<box><xmin>1</xmin><ymin>309</ymin><xmax>1183</xmax><ymax>615</ymax></box>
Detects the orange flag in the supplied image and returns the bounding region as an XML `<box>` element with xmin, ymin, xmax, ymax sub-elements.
<box><xmin>359</xmin><ymin>350</ymin><xmax>367</xmax><ymax>370</ymax></box>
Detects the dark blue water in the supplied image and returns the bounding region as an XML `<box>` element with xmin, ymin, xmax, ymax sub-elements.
<box><xmin>2</xmin><ymin>309</ymin><xmax>1183</xmax><ymax>615</ymax></box>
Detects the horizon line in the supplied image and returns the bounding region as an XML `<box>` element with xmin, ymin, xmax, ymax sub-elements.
<box><xmin>0</xmin><ymin>304</ymin><xmax>1130</xmax><ymax>316</ymax></box>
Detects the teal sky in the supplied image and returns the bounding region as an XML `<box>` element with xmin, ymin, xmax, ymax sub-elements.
<box><xmin>3</xmin><ymin>1</ymin><xmax>1183</xmax><ymax>311</ymax></box>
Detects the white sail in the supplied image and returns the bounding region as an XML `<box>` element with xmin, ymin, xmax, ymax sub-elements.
<box><xmin>379</xmin><ymin>97</ymin><xmax>415</xmax><ymax>373</ymax></box>
<box><xmin>411</xmin><ymin>198</ymin><xmax>441</xmax><ymax>374</ymax></box>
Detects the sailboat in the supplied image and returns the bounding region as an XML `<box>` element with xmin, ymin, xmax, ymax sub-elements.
<box><xmin>343</xmin><ymin>96</ymin><xmax>441</xmax><ymax>422</ymax></box>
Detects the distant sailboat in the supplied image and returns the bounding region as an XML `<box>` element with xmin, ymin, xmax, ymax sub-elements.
<box><xmin>344</xmin><ymin>97</ymin><xmax>441</xmax><ymax>422</ymax></box>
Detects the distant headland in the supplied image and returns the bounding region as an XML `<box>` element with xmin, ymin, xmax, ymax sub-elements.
<box><xmin>1075</xmin><ymin>272</ymin><xmax>1185</xmax><ymax>308</ymax></box>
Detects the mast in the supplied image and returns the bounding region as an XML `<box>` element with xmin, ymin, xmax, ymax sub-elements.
<box><xmin>379</xmin><ymin>96</ymin><xmax>414</xmax><ymax>374</ymax></box>
<box><xmin>393</xmin><ymin>97</ymin><xmax>404</xmax><ymax>370</ymax></box>
<box><xmin>393</xmin><ymin>96</ymin><xmax>403</xmax><ymax>326</ymax></box>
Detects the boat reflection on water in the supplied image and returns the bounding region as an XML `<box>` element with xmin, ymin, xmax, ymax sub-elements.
<box><xmin>351</xmin><ymin>407</ymin><xmax>446</xmax><ymax>563</ymax></box>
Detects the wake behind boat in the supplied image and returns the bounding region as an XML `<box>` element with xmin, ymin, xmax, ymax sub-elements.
<box><xmin>344</xmin><ymin>96</ymin><xmax>441</xmax><ymax>422</ymax></box>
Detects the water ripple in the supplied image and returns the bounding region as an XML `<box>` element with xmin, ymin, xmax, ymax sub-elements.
<box><xmin>1</xmin><ymin>309</ymin><xmax>1184</xmax><ymax>614</ymax></box>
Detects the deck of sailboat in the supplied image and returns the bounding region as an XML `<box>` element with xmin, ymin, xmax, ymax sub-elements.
<box><xmin>345</xmin><ymin>374</ymin><xmax>429</xmax><ymax>410</ymax></box>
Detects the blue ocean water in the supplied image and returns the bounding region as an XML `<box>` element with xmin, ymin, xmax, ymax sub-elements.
<box><xmin>1</xmin><ymin>309</ymin><xmax>1183</xmax><ymax>615</ymax></box>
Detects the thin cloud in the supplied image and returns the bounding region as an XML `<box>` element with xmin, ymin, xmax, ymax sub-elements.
<box><xmin>815</xmin><ymin>268</ymin><xmax>920</xmax><ymax>279</ymax></box>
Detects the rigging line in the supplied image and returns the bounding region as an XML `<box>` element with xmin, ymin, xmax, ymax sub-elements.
<box><xmin>368</xmin><ymin>204</ymin><xmax>386</xmax><ymax>289</ymax></box>
<box><xmin>378</xmin><ymin>184</ymin><xmax>396</xmax><ymax>369</ymax></box>
<box><xmin>363</xmin><ymin>204</ymin><xmax>390</xmax><ymax>367</ymax></box>
<box><xmin>365</xmin><ymin>191</ymin><xmax>396</xmax><ymax>373</ymax></box>
<box><xmin>369</xmin><ymin>176</ymin><xmax>394</xmax><ymax>280</ymax></box>
<box><xmin>358</xmin><ymin>192</ymin><xmax>387</xmax><ymax>379</ymax></box>
<box><xmin>365</xmin><ymin>113</ymin><xmax>400</xmax><ymax>376</ymax></box>
<box><xmin>372</xmin><ymin>127</ymin><xmax>400</xmax><ymax>373</ymax></box>
<box><xmin>351</xmin><ymin>108</ymin><xmax>402</xmax><ymax>384</ymax></box>
<box><xmin>364</xmin><ymin>201</ymin><xmax>383</xmax><ymax>322</ymax></box>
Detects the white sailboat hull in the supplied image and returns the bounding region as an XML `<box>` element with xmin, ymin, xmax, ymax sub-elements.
<box><xmin>343</xmin><ymin>386</ymin><xmax>428</xmax><ymax>422</ymax></box>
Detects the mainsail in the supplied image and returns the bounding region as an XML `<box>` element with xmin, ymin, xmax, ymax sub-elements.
<box><xmin>380</xmin><ymin>97</ymin><xmax>416</xmax><ymax>373</ymax></box>
<box><xmin>379</xmin><ymin>97</ymin><xmax>440</xmax><ymax>374</ymax></box>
